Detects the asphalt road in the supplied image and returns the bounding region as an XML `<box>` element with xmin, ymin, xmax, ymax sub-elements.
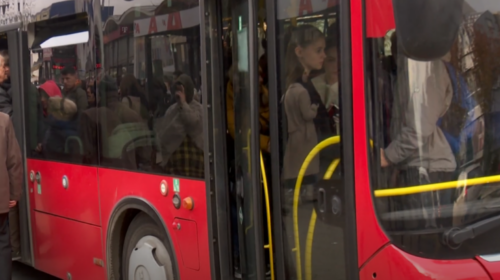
<box><xmin>12</xmin><ymin>261</ymin><xmax>60</xmax><ymax>280</ymax></box>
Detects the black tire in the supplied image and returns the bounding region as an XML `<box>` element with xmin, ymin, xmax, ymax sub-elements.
<box><xmin>122</xmin><ymin>213</ymin><xmax>176</xmax><ymax>280</ymax></box>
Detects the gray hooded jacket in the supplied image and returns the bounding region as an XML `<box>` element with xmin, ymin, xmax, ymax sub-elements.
<box><xmin>384</xmin><ymin>56</ymin><xmax>457</xmax><ymax>172</ymax></box>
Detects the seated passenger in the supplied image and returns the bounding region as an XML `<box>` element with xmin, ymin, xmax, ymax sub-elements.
<box><xmin>155</xmin><ymin>74</ymin><xmax>204</xmax><ymax>178</ymax></box>
<box><xmin>39</xmin><ymin>80</ymin><xmax>62</xmax><ymax>117</ymax></box>
<box><xmin>80</xmin><ymin>75</ymin><xmax>147</xmax><ymax>168</ymax></box>
<box><xmin>42</xmin><ymin>96</ymin><xmax>80</xmax><ymax>157</ymax></box>
<box><xmin>119</xmin><ymin>74</ymin><xmax>150</xmax><ymax>120</ymax></box>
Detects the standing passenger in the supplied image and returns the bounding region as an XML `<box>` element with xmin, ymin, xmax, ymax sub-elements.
<box><xmin>0</xmin><ymin>111</ymin><xmax>23</xmax><ymax>280</ymax></box>
<box><xmin>381</xmin><ymin>43</ymin><xmax>457</xmax><ymax>228</ymax></box>
<box><xmin>156</xmin><ymin>74</ymin><xmax>204</xmax><ymax>178</ymax></box>
<box><xmin>0</xmin><ymin>50</ymin><xmax>11</xmax><ymax>117</ymax></box>
<box><xmin>283</xmin><ymin>25</ymin><xmax>331</xmax><ymax>193</ymax></box>
<box><xmin>61</xmin><ymin>67</ymin><xmax>88</xmax><ymax>113</ymax></box>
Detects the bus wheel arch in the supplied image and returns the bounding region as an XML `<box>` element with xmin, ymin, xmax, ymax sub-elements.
<box><xmin>106</xmin><ymin>197</ymin><xmax>179</xmax><ymax>280</ymax></box>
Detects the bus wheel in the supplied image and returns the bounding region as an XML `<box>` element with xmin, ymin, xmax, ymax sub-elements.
<box><xmin>123</xmin><ymin>213</ymin><xmax>175</xmax><ymax>280</ymax></box>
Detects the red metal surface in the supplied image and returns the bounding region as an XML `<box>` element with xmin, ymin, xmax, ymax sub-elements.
<box><xmin>351</xmin><ymin>0</ymin><xmax>390</xmax><ymax>268</ymax></box>
<box><xmin>365</xmin><ymin>0</ymin><xmax>395</xmax><ymax>38</ymax></box>
<box><xmin>99</xmin><ymin>168</ymin><xmax>211</xmax><ymax>279</ymax></box>
<box><xmin>27</xmin><ymin>159</ymin><xmax>100</xmax><ymax>226</ymax></box>
<box><xmin>172</xmin><ymin>218</ymin><xmax>200</xmax><ymax>271</ymax></box>
<box><xmin>476</xmin><ymin>256</ymin><xmax>500</xmax><ymax>279</ymax></box>
<box><xmin>31</xmin><ymin>211</ymin><xmax>106</xmax><ymax>280</ymax></box>
<box><xmin>360</xmin><ymin>244</ymin><xmax>491</xmax><ymax>280</ymax></box>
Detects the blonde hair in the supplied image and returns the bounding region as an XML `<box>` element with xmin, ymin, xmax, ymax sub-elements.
<box><xmin>48</xmin><ymin>96</ymin><xmax>78</xmax><ymax>121</ymax></box>
<box><xmin>285</xmin><ymin>25</ymin><xmax>325</xmax><ymax>88</ymax></box>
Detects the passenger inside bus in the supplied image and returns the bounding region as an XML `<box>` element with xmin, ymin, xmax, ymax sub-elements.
<box><xmin>39</xmin><ymin>80</ymin><xmax>62</xmax><ymax>117</ymax></box>
<box><xmin>311</xmin><ymin>38</ymin><xmax>340</xmax><ymax>135</ymax></box>
<box><xmin>60</xmin><ymin>67</ymin><xmax>88</xmax><ymax>114</ymax></box>
<box><xmin>225</xmin><ymin>61</ymin><xmax>271</xmax><ymax>277</ymax></box>
<box><xmin>86</xmin><ymin>84</ymin><xmax>97</xmax><ymax>108</ymax></box>
<box><xmin>380</xmin><ymin>32</ymin><xmax>464</xmax><ymax>229</ymax></box>
<box><xmin>367</xmin><ymin>0</ymin><xmax>500</xmax><ymax>258</ymax></box>
<box><xmin>150</xmin><ymin>76</ymin><xmax>174</xmax><ymax>118</ymax></box>
<box><xmin>42</xmin><ymin>96</ymin><xmax>81</xmax><ymax>157</ymax></box>
<box><xmin>119</xmin><ymin>74</ymin><xmax>151</xmax><ymax>121</ymax></box>
<box><xmin>283</xmin><ymin>24</ymin><xmax>337</xmax><ymax>198</ymax></box>
<box><xmin>80</xmin><ymin>74</ymin><xmax>146</xmax><ymax>167</ymax></box>
<box><xmin>155</xmin><ymin>74</ymin><xmax>204</xmax><ymax>179</ymax></box>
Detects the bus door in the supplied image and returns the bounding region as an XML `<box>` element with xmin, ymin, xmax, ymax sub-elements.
<box><xmin>0</xmin><ymin>23</ymin><xmax>34</xmax><ymax>266</ymax></box>
<box><xmin>21</xmin><ymin>12</ymin><xmax>105</xmax><ymax>279</ymax></box>
<box><xmin>218</xmin><ymin>0</ymin><xmax>358</xmax><ymax>279</ymax></box>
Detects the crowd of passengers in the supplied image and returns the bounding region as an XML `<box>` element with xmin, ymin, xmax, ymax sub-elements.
<box><xmin>277</xmin><ymin>24</ymin><xmax>484</xmax><ymax>230</ymax></box>
<box><xmin>31</xmin><ymin>66</ymin><xmax>205</xmax><ymax>178</ymax></box>
<box><xmin>13</xmin><ymin>22</ymin><xmax>483</xmax><ymax>230</ymax></box>
<box><xmin>235</xmin><ymin>23</ymin><xmax>480</xmax><ymax>232</ymax></box>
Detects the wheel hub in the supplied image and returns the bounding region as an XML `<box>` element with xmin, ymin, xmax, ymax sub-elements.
<box><xmin>128</xmin><ymin>236</ymin><xmax>169</xmax><ymax>280</ymax></box>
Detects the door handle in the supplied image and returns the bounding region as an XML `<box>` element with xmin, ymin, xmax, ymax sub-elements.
<box><xmin>35</xmin><ymin>171</ymin><xmax>42</xmax><ymax>194</ymax></box>
<box><xmin>318</xmin><ymin>188</ymin><xmax>326</xmax><ymax>213</ymax></box>
<box><xmin>35</xmin><ymin>171</ymin><xmax>41</xmax><ymax>184</ymax></box>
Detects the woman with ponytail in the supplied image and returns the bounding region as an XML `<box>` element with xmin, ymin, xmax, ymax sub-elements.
<box><xmin>282</xmin><ymin>25</ymin><xmax>335</xmax><ymax>197</ymax></box>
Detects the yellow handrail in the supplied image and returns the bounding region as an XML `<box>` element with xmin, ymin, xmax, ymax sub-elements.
<box><xmin>305</xmin><ymin>210</ymin><xmax>317</xmax><ymax>280</ymax></box>
<box><xmin>293</xmin><ymin>136</ymin><xmax>341</xmax><ymax>280</ymax></box>
<box><xmin>293</xmin><ymin>135</ymin><xmax>500</xmax><ymax>279</ymax></box>
<box><xmin>374</xmin><ymin>174</ymin><xmax>500</xmax><ymax>197</ymax></box>
<box><xmin>242</xmin><ymin>129</ymin><xmax>275</xmax><ymax>279</ymax></box>
<box><xmin>260</xmin><ymin>152</ymin><xmax>275</xmax><ymax>280</ymax></box>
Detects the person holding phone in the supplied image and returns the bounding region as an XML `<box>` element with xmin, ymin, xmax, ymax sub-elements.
<box><xmin>155</xmin><ymin>74</ymin><xmax>204</xmax><ymax>178</ymax></box>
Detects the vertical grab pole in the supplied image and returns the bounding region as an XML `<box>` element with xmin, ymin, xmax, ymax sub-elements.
<box><xmin>260</xmin><ymin>152</ymin><xmax>275</xmax><ymax>280</ymax></box>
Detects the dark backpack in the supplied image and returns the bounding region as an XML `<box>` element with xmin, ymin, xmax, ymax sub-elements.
<box><xmin>438</xmin><ymin>62</ymin><xmax>483</xmax><ymax>167</ymax></box>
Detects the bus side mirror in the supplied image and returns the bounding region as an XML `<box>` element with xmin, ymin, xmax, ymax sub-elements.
<box><xmin>392</xmin><ymin>0</ymin><xmax>464</xmax><ymax>61</ymax></box>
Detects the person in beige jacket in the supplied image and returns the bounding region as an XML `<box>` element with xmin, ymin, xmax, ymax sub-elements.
<box><xmin>0</xmin><ymin>112</ymin><xmax>23</xmax><ymax>279</ymax></box>
<box><xmin>282</xmin><ymin>25</ymin><xmax>328</xmax><ymax>191</ymax></box>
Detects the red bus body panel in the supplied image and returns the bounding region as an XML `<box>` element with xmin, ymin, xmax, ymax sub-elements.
<box><xmin>27</xmin><ymin>159</ymin><xmax>100</xmax><ymax>226</ymax></box>
<box><xmin>31</xmin><ymin>211</ymin><xmax>106</xmax><ymax>280</ymax></box>
<box><xmin>99</xmin><ymin>168</ymin><xmax>211</xmax><ymax>279</ymax></box>
<box><xmin>360</xmin><ymin>244</ymin><xmax>491</xmax><ymax>280</ymax></box>
<box><xmin>476</xmin><ymin>257</ymin><xmax>500</xmax><ymax>280</ymax></box>
<box><xmin>351</xmin><ymin>0</ymin><xmax>390</xmax><ymax>268</ymax></box>
<box><xmin>26</xmin><ymin>159</ymin><xmax>210</xmax><ymax>279</ymax></box>
<box><xmin>365</xmin><ymin>0</ymin><xmax>395</xmax><ymax>37</ymax></box>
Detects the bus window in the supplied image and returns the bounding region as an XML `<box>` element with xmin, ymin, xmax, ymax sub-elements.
<box><xmin>368</xmin><ymin>0</ymin><xmax>500</xmax><ymax>259</ymax></box>
<box><xmin>98</xmin><ymin>0</ymin><xmax>205</xmax><ymax>179</ymax></box>
<box><xmin>25</xmin><ymin>13</ymin><xmax>94</xmax><ymax>165</ymax></box>
<box><xmin>272</xmin><ymin>1</ymin><xmax>349</xmax><ymax>278</ymax></box>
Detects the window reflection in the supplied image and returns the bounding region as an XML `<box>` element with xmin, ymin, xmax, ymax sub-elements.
<box><xmin>97</xmin><ymin>0</ymin><xmax>205</xmax><ymax>179</ymax></box>
<box><xmin>24</xmin><ymin>0</ymin><xmax>205</xmax><ymax>180</ymax></box>
<box><xmin>369</xmin><ymin>0</ymin><xmax>500</xmax><ymax>259</ymax></box>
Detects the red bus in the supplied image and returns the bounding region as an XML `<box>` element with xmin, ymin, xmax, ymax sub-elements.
<box><xmin>3</xmin><ymin>0</ymin><xmax>500</xmax><ymax>279</ymax></box>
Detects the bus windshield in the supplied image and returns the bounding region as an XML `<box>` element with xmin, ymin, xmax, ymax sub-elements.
<box><xmin>367</xmin><ymin>0</ymin><xmax>500</xmax><ymax>259</ymax></box>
